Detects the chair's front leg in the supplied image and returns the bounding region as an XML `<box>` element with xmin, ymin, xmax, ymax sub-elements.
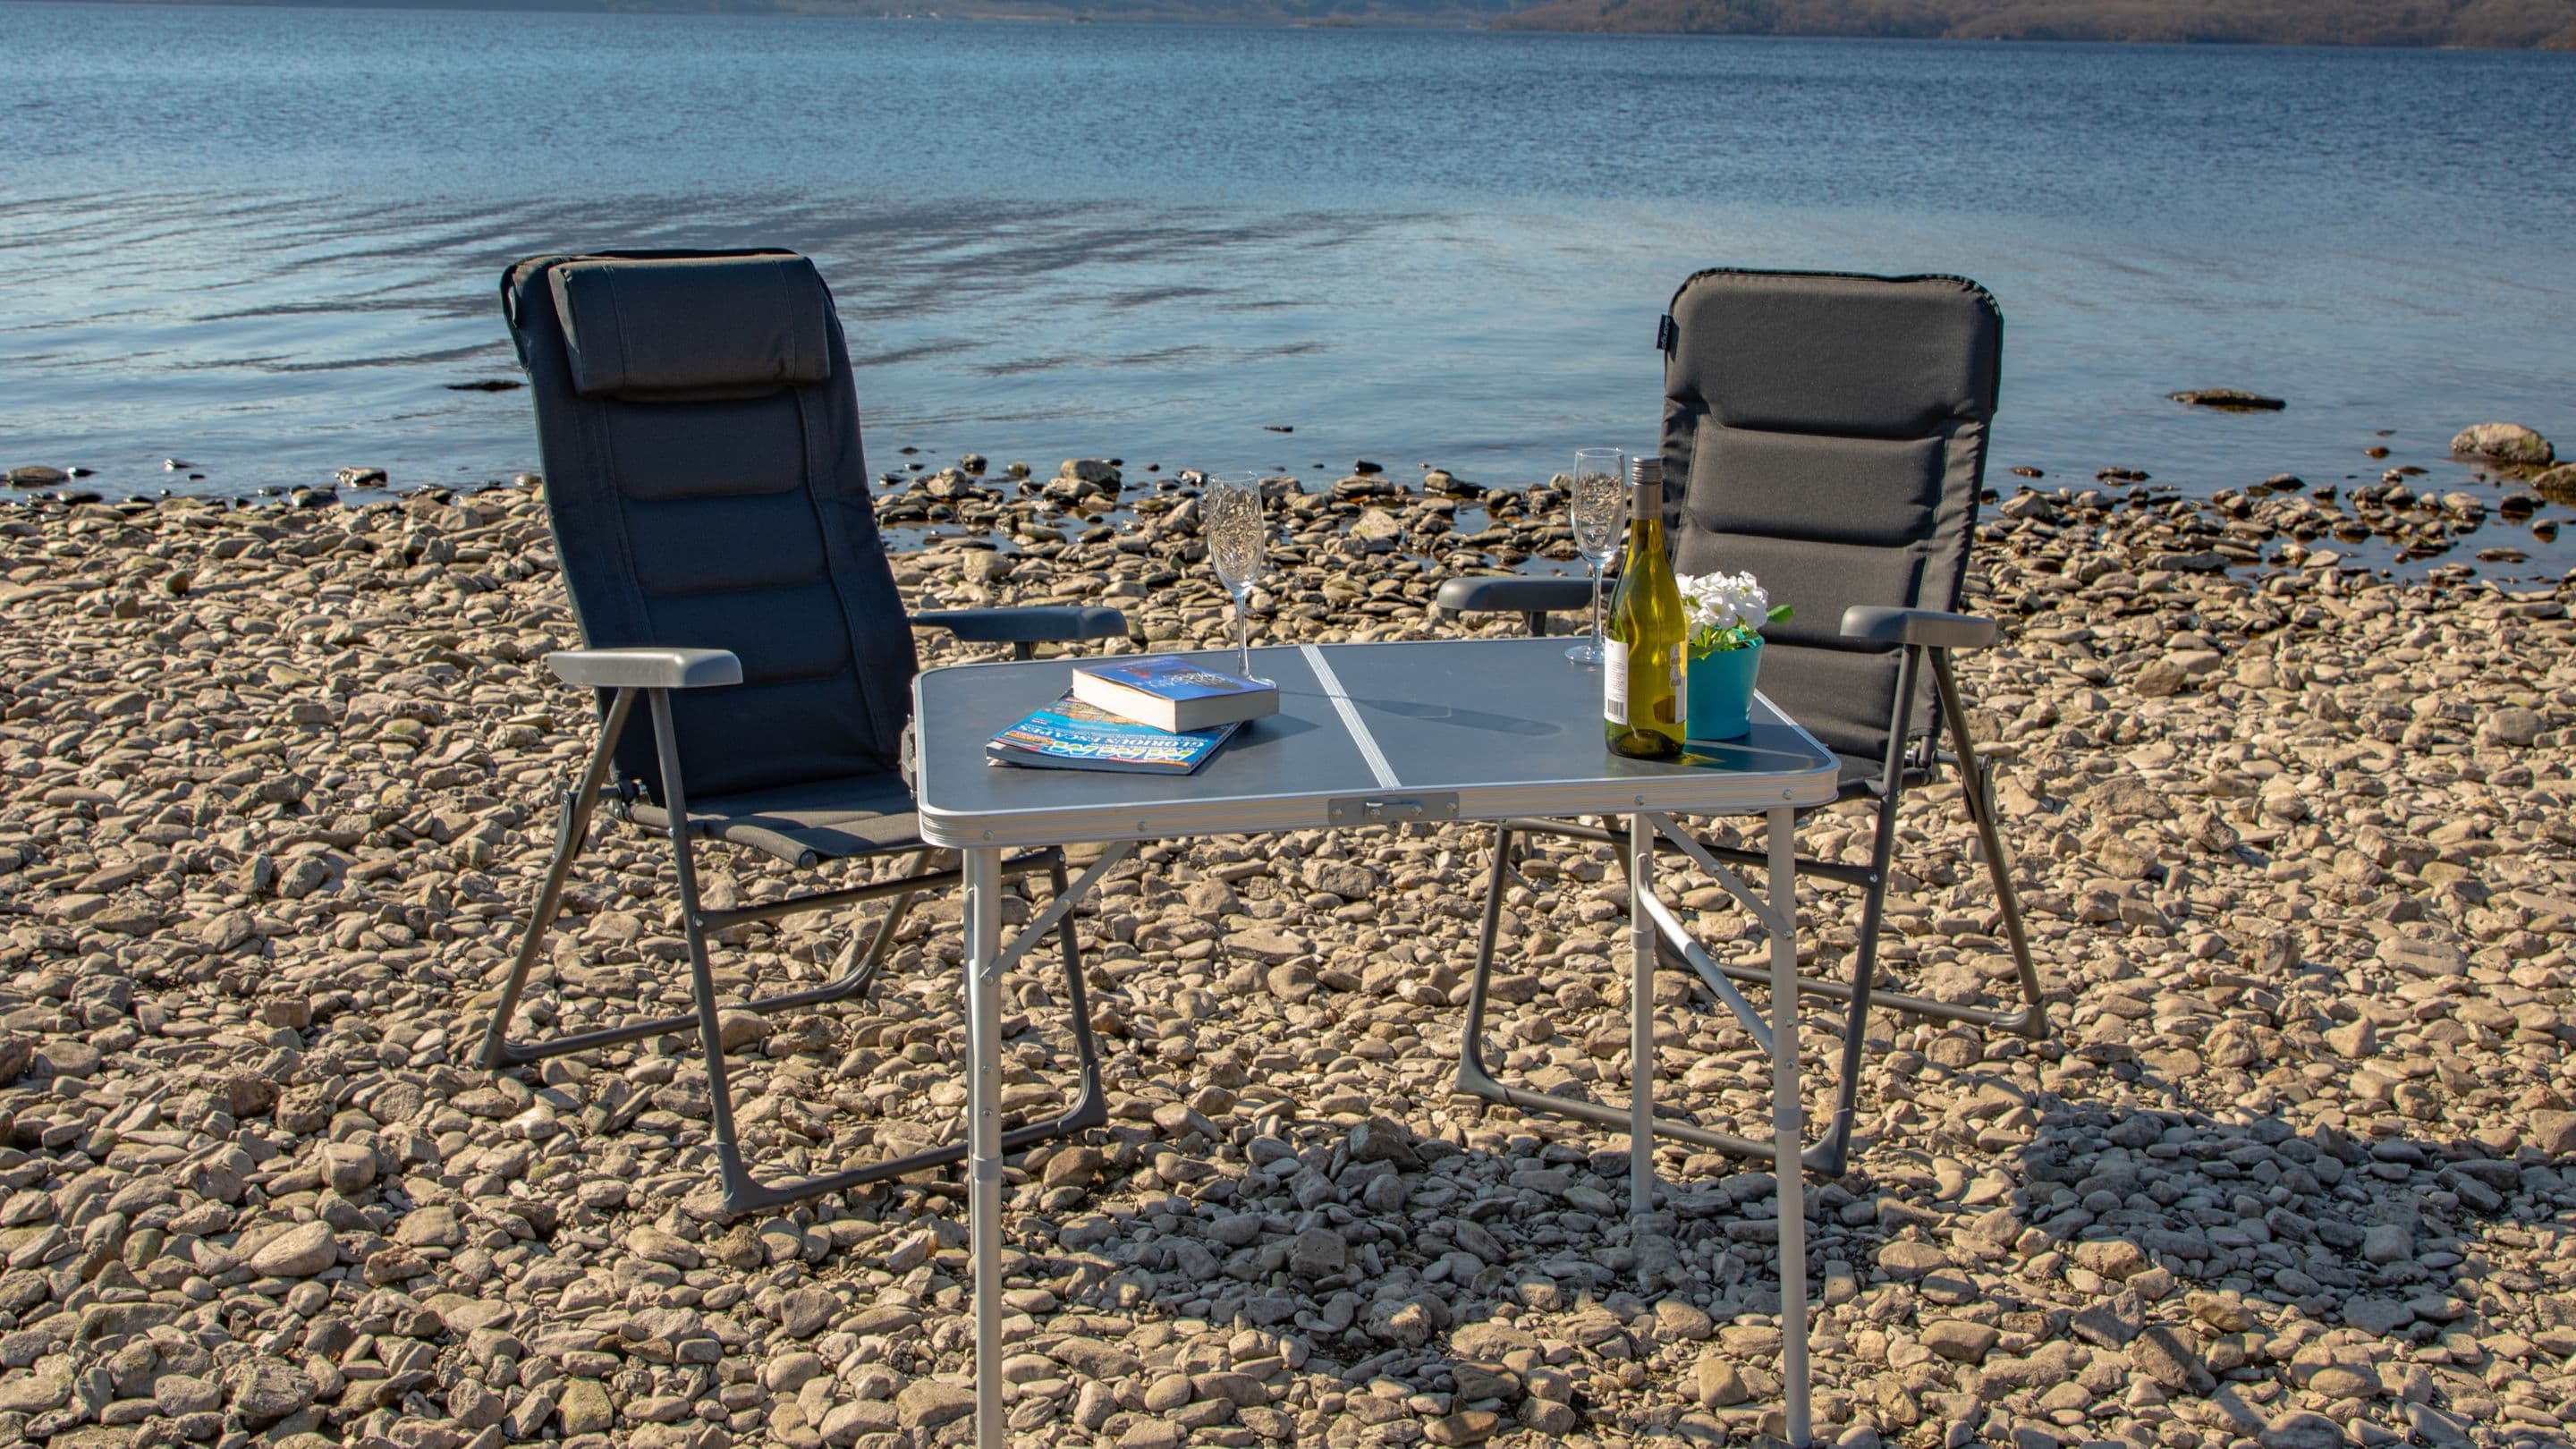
<box><xmin>644</xmin><ymin>690</ymin><xmax>753</xmax><ymax>1203</ymax></box>
<box><xmin>1456</xmin><ymin>824</ymin><xmax>1520</xmax><ymax>1098</ymax></box>
<box><xmin>480</xmin><ymin>687</ymin><xmax>638</xmax><ymax>1071</ymax></box>
<box><xmin>1048</xmin><ymin>856</ymin><xmax>1106</xmax><ymax>1113</ymax></box>
<box><xmin>1814</xmin><ymin>643</ymin><xmax>1923</xmax><ymax>1173</ymax></box>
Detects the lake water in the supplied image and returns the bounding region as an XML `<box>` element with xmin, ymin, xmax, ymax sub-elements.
<box><xmin>4</xmin><ymin>4</ymin><xmax>2573</xmax><ymax>554</ymax></box>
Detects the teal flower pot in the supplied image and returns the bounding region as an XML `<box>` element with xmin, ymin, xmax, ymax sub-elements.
<box><xmin>1687</xmin><ymin>638</ymin><xmax>1762</xmax><ymax>740</ymax></box>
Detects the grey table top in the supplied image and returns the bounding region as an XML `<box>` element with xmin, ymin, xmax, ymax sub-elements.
<box><xmin>914</xmin><ymin>637</ymin><xmax>1842</xmax><ymax>849</ymax></box>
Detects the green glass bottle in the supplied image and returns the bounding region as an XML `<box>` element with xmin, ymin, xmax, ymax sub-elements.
<box><xmin>1604</xmin><ymin>456</ymin><xmax>1687</xmax><ymax>760</ymax></box>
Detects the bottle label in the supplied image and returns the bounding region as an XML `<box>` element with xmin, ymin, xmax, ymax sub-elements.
<box><xmin>1608</xmin><ymin>643</ymin><xmax>1687</xmax><ymax>727</ymax></box>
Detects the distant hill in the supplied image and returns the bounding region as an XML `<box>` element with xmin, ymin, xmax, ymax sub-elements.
<box><xmin>51</xmin><ymin>0</ymin><xmax>2576</xmax><ymax>43</ymax></box>
<box><xmin>767</xmin><ymin>0</ymin><xmax>1519</xmax><ymax>21</ymax></box>
<box><xmin>1492</xmin><ymin>0</ymin><xmax>2576</xmax><ymax>47</ymax></box>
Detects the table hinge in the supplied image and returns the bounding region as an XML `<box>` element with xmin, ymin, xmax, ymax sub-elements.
<box><xmin>1327</xmin><ymin>793</ymin><xmax>1458</xmax><ymax>826</ymax></box>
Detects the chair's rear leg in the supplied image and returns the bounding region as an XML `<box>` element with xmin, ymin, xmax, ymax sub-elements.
<box><xmin>643</xmin><ymin>691</ymin><xmax>756</xmax><ymax>1203</ymax></box>
<box><xmin>479</xmin><ymin>788</ymin><xmax>589</xmax><ymax>1072</ymax></box>
<box><xmin>480</xmin><ymin>688</ymin><xmax>636</xmax><ymax>1072</ymax></box>
<box><xmin>1047</xmin><ymin>855</ymin><xmax>1108</xmax><ymax>1129</ymax></box>
<box><xmin>1455</xmin><ymin>824</ymin><xmax>1520</xmax><ymax>1099</ymax></box>
<box><xmin>1930</xmin><ymin>652</ymin><xmax>2047</xmax><ymax>1038</ymax></box>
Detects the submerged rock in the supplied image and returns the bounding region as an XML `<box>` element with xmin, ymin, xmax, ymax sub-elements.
<box><xmin>2170</xmin><ymin>388</ymin><xmax>2286</xmax><ymax>411</ymax></box>
<box><xmin>2450</xmin><ymin>421</ymin><xmax>2554</xmax><ymax>466</ymax></box>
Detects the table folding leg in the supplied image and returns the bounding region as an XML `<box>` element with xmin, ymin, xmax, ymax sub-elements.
<box><xmin>1623</xmin><ymin>806</ymin><xmax>1813</xmax><ymax>1449</ymax></box>
<box><xmin>1628</xmin><ymin>810</ymin><xmax>1659</xmax><ymax>1216</ymax></box>
<box><xmin>965</xmin><ymin>846</ymin><xmax>1006</xmax><ymax>1448</ymax></box>
<box><xmin>1769</xmin><ymin>806</ymin><xmax>1811</xmax><ymax>1449</ymax></box>
<box><xmin>962</xmin><ymin>842</ymin><xmax>1133</xmax><ymax>1449</ymax></box>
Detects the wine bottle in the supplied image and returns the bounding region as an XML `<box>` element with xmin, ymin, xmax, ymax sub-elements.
<box><xmin>1604</xmin><ymin>456</ymin><xmax>1687</xmax><ymax>760</ymax></box>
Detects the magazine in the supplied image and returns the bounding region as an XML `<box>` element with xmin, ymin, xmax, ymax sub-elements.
<box><xmin>987</xmin><ymin>693</ymin><xmax>1241</xmax><ymax>774</ymax></box>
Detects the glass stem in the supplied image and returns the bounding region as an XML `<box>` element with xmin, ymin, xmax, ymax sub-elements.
<box><xmin>1589</xmin><ymin>558</ymin><xmax>1606</xmax><ymax>648</ymax></box>
<box><xmin>1234</xmin><ymin>591</ymin><xmax>1251</xmax><ymax>675</ymax></box>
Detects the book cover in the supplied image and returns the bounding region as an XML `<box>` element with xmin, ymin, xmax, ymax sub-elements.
<box><xmin>987</xmin><ymin>693</ymin><xmax>1241</xmax><ymax>775</ymax></box>
<box><xmin>1071</xmin><ymin>655</ymin><xmax>1280</xmax><ymax>733</ymax></box>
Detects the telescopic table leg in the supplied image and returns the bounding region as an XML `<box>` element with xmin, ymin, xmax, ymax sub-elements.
<box><xmin>1769</xmin><ymin>807</ymin><xmax>1811</xmax><ymax>1448</ymax></box>
<box><xmin>1628</xmin><ymin>809</ymin><xmax>1656</xmax><ymax>1219</ymax></box>
<box><xmin>965</xmin><ymin>846</ymin><xmax>1006</xmax><ymax>1449</ymax></box>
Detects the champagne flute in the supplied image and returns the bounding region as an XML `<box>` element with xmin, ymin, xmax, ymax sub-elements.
<box><xmin>1206</xmin><ymin>472</ymin><xmax>1273</xmax><ymax>685</ymax></box>
<box><xmin>1566</xmin><ymin>447</ymin><xmax>1626</xmax><ymax>665</ymax></box>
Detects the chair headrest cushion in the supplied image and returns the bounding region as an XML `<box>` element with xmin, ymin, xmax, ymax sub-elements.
<box><xmin>549</xmin><ymin>254</ymin><xmax>835</xmax><ymax>397</ymax></box>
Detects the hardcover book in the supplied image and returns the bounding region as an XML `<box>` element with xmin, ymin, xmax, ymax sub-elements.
<box><xmin>1071</xmin><ymin>655</ymin><xmax>1280</xmax><ymax>733</ymax></box>
<box><xmin>987</xmin><ymin>693</ymin><xmax>1241</xmax><ymax>774</ymax></box>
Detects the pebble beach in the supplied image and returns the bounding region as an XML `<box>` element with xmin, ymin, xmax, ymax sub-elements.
<box><xmin>0</xmin><ymin>449</ymin><xmax>2572</xmax><ymax>1449</ymax></box>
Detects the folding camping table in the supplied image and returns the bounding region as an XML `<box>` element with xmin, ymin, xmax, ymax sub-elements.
<box><xmin>911</xmin><ymin>636</ymin><xmax>1844</xmax><ymax>1449</ymax></box>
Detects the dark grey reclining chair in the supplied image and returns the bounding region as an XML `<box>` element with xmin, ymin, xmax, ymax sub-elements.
<box><xmin>1436</xmin><ymin>268</ymin><xmax>2046</xmax><ymax>1176</ymax></box>
<box><xmin>482</xmin><ymin>250</ymin><xmax>1128</xmax><ymax>1215</ymax></box>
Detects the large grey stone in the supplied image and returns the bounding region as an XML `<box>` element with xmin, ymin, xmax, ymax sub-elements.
<box><xmin>2529</xmin><ymin>1110</ymin><xmax>2576</xmax><ymax>1158</ymax></box>
<box><xmin>896</xmin><ymin>1379</ymin><xmax>976</xmax><ymax>1429</ymax></box>
<box><xmin>2260</xmin><ymin>1411</ymin><xmax>2347</xmax><ymax>1449</ymax></box>
<box><xmin>224</xmin><ymin>1359</ymin><xmax>314</xmax><ymax>1424</ymax></box>
<box><xmin>778</xmin><ymin>1287</ymin><xmax>837</xmax><ymax>1340</ymax></box>
<box><xmin>248</xmin><ymin>1222</ymin><xmax>338</xmax><ymax>1277</ymax></box>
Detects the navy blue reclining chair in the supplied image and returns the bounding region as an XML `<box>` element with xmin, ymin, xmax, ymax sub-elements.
<box><xmin>1437</xmin><ymin>268</ymin><xmax>2046</xmax><ymax>1176</ymax></box>
<box><xmin>481</xmin><ymin>250</ymin><xmax>1127</xmax><ymax>1215</ymax></box>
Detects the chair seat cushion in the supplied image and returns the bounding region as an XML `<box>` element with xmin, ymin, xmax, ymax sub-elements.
<box><xmin>630</xmin><ymin>771</ymin><xmax>920</xmax><ymax>868</ymax></box>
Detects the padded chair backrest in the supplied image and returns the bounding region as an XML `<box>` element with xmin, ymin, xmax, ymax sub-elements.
<box><xmin>1661</xmin><ymin>269</ymin><xmax>2002</xmax><ymax>767</ymax></box>
<box><xmin>501</xmin><ymin>250</ymin><xmax>918</xmax><ymax>802</ymax></box>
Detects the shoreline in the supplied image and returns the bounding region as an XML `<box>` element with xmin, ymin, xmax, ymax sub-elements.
<box><xmin>0</xmin><ymin>468</ymin><xmax>2571</xmax><ymax>1448</ymax></box>
<box><xmin>11</xmin><ymin>438</ymin><xmax>2574</xmax><ymax>586</ymax></box>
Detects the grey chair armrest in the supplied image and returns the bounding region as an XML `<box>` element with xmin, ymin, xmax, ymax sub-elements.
<box><xmin>1840</xmin><ymin>606</ymin><xmax>1999</xmax><ymax>651</ymax></box>
<box><xmin>911</xmin><ymin>606</ymin><xmax>1129</xmax><ymax>645</ymax></box>
<box><xmin>1435</xmin><ymin>576</ymin><xmax>1597</xmax><ymax>617</ymax></box>
<box><xmin>547</xmin><ymin>648</ymin><xmax>744</xmax><ymax>690</ymax></box>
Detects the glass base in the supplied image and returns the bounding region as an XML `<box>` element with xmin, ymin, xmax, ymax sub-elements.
<box><xmin>1565</xmin><ymin>640</ymin><xmax>1606</xmax><ymax>665</ymax></box>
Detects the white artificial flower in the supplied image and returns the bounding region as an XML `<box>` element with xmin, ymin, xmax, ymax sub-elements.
<box><xmin>1678</xmin><ymin>570</ymin><xmax>1768</xmax><ymax>633</ymax></box>
<box><xmin>1675</xmin><ymin>571</ymin><xmax>1789</xmax><ymax>654</ymax></box>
